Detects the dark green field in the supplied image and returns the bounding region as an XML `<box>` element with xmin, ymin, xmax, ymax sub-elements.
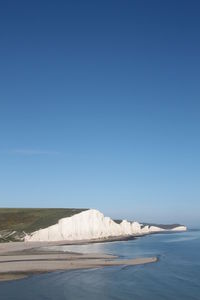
<box><xmin>0</xmin><ymin>208</ymin><xmax>87</xmax><ymax>242</ymax></box>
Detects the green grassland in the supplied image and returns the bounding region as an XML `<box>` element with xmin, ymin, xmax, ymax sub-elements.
<box><xmin>0</xmin><ymin>208</ymin><xmax>87</xmax><ymax>242</ymax></box>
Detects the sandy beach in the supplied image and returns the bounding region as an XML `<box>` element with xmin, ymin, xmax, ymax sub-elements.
<box><xmin>0</xmin><ymin>241</ymin><xmax>158</xmax><ymax>281</ymax></box>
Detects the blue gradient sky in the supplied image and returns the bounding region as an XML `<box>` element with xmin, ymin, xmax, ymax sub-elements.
<box><xmin>0</xmin><ymin>1</ymin><xmax>200</xmax><ymax>226</ymax></box>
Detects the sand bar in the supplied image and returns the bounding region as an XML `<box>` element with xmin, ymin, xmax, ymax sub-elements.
<box><xmin>0</xmin><ymin>242</ymin><xmax>158</xmax><ymax>282</ymax></box>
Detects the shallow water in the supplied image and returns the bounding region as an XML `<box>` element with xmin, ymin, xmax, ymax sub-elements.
<box><xmin>1</xmin><ymin>230</ymin><xmax>200</xmax><ymax>300</ymax></box>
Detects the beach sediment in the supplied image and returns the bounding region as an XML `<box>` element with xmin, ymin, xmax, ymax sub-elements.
<box><xmin>0</xmin><ymin>241</ymin><xmax>158</xmax><ymax>282</ymax></box>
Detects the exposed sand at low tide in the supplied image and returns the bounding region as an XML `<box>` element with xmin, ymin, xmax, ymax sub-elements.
<box><xmin>0</xmin><ymin>241</ymin><xmax>158</xmax><ymax>282</ymax></box>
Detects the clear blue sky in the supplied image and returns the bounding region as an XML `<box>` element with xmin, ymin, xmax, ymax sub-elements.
<box><xmin>0</xmin><ymin>1</ymin><xmax>199</xmax><ymax>226</ymax></box>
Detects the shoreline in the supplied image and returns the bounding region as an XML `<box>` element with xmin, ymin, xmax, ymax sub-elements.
<box><xmin>0</xmin><ymin>256</ymin><xmax>158</xmax><ymax>282</ymax></box>
<box><xmin>0</xmin><ymin>239</ymin><xmax>158</xmax><ymax>282</ymax></box>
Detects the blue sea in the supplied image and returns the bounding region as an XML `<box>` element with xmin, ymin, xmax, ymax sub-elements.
<box><xmin>1</xmin><ymin>230</ymin><xmax>200</xmax><ymax>300</ymax></box>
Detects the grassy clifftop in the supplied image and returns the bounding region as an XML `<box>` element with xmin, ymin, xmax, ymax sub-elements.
<box><xmin>0</xmin><ymin>208</ymin><xmax>87</xmax><ymax>242</ymax></box>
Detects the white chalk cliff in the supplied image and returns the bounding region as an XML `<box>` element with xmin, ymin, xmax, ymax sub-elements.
<box><xmin>25</xmin><ymin>209</ymin><xmax>187</xmax><ymax>242</ymax></box>
<box><xmin>171</xmin><ymin>225</ymin><xmax>187</xmax><ymax>231</ymax></box>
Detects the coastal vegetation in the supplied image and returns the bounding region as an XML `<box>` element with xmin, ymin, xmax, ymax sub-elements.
<box><xmin>0</xmin><ymin>208</ymin><xmax>86</xmax><ymax>242</ymax></box>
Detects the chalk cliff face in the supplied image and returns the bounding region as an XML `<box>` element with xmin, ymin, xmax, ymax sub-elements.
<box><xmin>171</xmin><ymin>226</ymin><xmax>187</xmax><ymax>231</ymax></box>
<box><xmin>25</xmin><ymin>209</ymin><xmax>187</xmax><ymax>242</ymax></box>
